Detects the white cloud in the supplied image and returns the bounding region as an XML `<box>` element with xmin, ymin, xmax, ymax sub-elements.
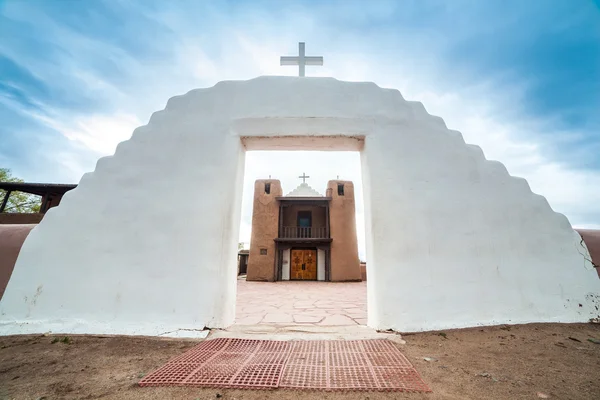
<box><xmin>56</xmin><ymin>113</ymin><xmax>141</xmax><ymax>155</ymax></box>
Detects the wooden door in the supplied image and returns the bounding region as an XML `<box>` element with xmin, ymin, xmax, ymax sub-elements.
<box><xmin>303</xmin><ymin>250</ymin><xmax>317</xmax><ymax>280</ymax></box>
<box><xmin>291</xmin><ymin>249</ymin><xmax>318</xmax><ymax>280</ymax></box>
<box><xmin>239</xmin><ymin>255</ymin><xmax>248</xmax><ymax>275</ymax></box>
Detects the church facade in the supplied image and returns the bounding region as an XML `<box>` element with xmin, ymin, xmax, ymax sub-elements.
<box><xmin>246</xmin><ymin>177</ymin><xmax>361</xmax><ymax>282</ymax></box>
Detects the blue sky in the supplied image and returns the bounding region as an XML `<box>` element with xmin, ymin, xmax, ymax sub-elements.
<box><xmin>1</xmin><ymin>0</ymin><xmax>599</xmax><ymax>253</ymax></box>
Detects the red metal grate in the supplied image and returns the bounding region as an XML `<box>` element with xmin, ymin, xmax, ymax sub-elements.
<box><xmin>192</xmin><ymin>337</ymin><xmax>229</xmax><ymax>351</ymax></box>
<box><xmin>255</xmin><ymin>340</ymin><xmax>290</xmax><ymax>353</ymax></box>
<box><xmin>249</xmin><ymin>352</ymin><xmax>289</xmax><ymax>365</ymax></box>
<box><xmin>139</xmin><ymin>363</ymin><xmax>199</xmax><ymax>385</ymax></box>
<box><xmin>287</xmin><ymin>352</ymin><xmax>327</xmax><ymax>366</ymax></box>
<box><xmin>223</xmin><ymin>339</ymin><xmax>261</xmax><ymax>352</ymax></box>
<box><xmin>329</xmin><ymin>351</ymin><xmax>368</xmax><ymax>367</ymax></box>
<box><xmin>209</xmin><ymin>352</ymin><xmax>251</xmax><ymax>365</ymax></box>
<box><xmin>185</xmin><ymin>364</ymin><xmax>239</xmax><ymax>386</ymax></box>
<box><xmin>291</xmin><ymin>340</ymin><xmax>326</xmax><ymax>353</ymax></box>
<box><xmin>330</xmin><ymin>366</ymin><xmax>378</xmax><ymax>389</ymax></box>
<box><xmin>360</xmin><ymin>339</ymin><xmax>399</xmax><ymax>353</ymax></box>
<box><xmin>328</xmin><ymin>340</ymin><xmax>363</xmax><ymax>353</ymax></box>
<box><xmin>279</xmin><ymin>364</ymin><xmax>328</xmax><ymax>389</ymax></box>
<box><xmin>231</xmin><ymin>364</ymin><xmax>284</xmax><ymax>387</ymax></box>
<box><xmin>139</xmin><ymin>338</ymin><xmax>431</xmax><ymax>392</ymax></box>
<box><xmin>373</xmin><ymin>367</ymin><xmax>432</xmax><ymax>392</ymax></box>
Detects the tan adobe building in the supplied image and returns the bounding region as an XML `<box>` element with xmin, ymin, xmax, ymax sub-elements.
<box><xmin>246</xmin><ymin>175</ymin><xmax>361</xmax><ymax>282</ymax></box>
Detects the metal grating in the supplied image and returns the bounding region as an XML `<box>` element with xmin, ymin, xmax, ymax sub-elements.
<box><xmin>139</xmin><ymin>338</ymin><xmax>431</xmax><ymax>392</ymax></box>
<box><xmin>330</xmin><ymin>366</ymin><xmax>378</xmax><ymax>389</ymax></box>
<box><xmin>280</xmin><ymin>364</ymin><xmax>328</xmax><ymax>389</ymax></box>
<box><xmin>250</xmin><ymin>352</ymin><xmax>289</xmax><ymax>365</ymax></box>
<box><xmin>185</xmin><ymin>364</ymin><xmax>239</xmax><ymax>386</ymax></box>
<box><xmin>329</xmin><ymin>351</ymin><xmax>368</xmax><ymax>366</ymax></box>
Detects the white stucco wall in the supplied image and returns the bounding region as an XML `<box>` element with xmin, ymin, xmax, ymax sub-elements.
<box><xmin>1</xmin><ymin>76</ymin><xmax>598</xmax><ymax>337</ymax></box>
<box><xmin>282</xmin><ymin>249</ymin><xmax>291</xmax><ymax>281</ymax></box>
<box><xmin>317</xmin><ymin>249</ymin><xmax>325</xmax><ymax>281</ymax></box>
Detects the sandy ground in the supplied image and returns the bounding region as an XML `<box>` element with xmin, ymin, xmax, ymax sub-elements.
<box><xmin>1</xmin><ymin>323</ymin><xmax>599</xmax><ymax>400</ymax></box>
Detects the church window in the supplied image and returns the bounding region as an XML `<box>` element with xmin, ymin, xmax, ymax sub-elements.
<box><xmin>265</xmin><ymin>183</ymin><xmax>271</xmax><ymax>194</ymax></box>
<box><xmin>297</xmin><ymin>211</ymin><xmax>312</xmax><ymax>228</ymax></box>
<box><xmin>337</xmin><ymin>184</ymin><xmax>345</xmax><ymax>196</ymax></box>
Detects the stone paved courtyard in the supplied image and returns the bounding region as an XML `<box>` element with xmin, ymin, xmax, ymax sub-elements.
<box><xmin>235</xmin><ymin>278</ymin><xmax>367</xmax><ymax>326</ymax></box>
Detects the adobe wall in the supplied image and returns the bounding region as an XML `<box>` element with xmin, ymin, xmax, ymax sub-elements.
<box><xmin>0</xmin><ymin>225</ymin><xmax>35</xmax><ymax>300</ymax></box>
<box><xmin>1</xmin><ymin>77</ymin><xmax>598</xmax><ymax>336</ymax></box>
<box><xmin>247</xmin><ymin>180</ymin><xmax>282</xmax><ymax>281</ymax></box>
<box><xmin>577</xmin><ymin>229</ymin><xmax>600</xmax><ymax>278</ymax></box>
<box><xmin>328</xmin><ymin>180</ymin><xmax>361</xmax><ymax>281</ymax></box>
<box><xmin>0</xmin><ymin>213</ymin><xmax>44</xmax><ymax>224</ymax></box>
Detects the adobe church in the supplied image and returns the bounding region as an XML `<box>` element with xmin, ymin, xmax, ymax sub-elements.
<box><xmin>246</xmin><ymin>174</ymin><xmax>360</xmax><ymax>282</ymax></box>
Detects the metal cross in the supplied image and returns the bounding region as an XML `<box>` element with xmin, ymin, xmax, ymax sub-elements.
<box><xmin>280</xmin><ymin>42</ymin><xmax>323</xmax><ymax>77</ymax></box>
<box><xmin>298</xmin><ymin>172</ymin><xmax>310</xmax><ymax>183</ymax></box>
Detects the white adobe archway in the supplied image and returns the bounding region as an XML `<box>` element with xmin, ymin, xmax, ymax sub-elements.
<box><xmin>1</xmin><ymin>77</ymin><xmax>598</xmax><ymax>337</ymax></box>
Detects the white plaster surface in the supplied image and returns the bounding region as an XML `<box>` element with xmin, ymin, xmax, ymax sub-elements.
<box><xmin>1</xmin><ymin>76</ymin><xmax>598</xmax><ymax>337</ymax></box>
<box><xmin>282</xmin><ymin>249</ymin><xmax>290</xmax><ymax>281</ymax></box>
<box><xmin>286</xmin><ymin>183</ymin><xmax>323</xmax><ymax>197</ymax></box>
<box><xmin>317</xmin><ymin>249</ymin><xmax>326</xmax><ymax>281</ymax></box>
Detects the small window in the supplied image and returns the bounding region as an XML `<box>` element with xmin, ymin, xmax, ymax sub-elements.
<box><xmin>297</xmin><ymin>211</ymin><xmax>312</xmax><ymax>228</ymax></box>
<box><xmin>260</xmin><ymin>248</ymin><xmax>268</xmax><ymax>255</ymax></box>
<box><xmin>337</xmin><ymin>184</ymin><xmax>344</xmax><ymax>196</ymax></box>
<box><xmin>264</xmin><ymin>183</ymin><xmax>271</xmax><ymax>194</ymax></box>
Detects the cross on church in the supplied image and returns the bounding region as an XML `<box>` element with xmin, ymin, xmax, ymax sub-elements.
<box><xmin>298</xmin><ymin>172</ymin><xmax>310</xmax><ymax>183</ymax></box>
<box><xmin>280</xmin><ymin>42</ymin><xmax>323</xmax><ymax>77</ymax></box>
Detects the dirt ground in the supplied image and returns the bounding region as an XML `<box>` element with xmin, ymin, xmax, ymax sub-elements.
<box><xmin>1</xmin><ymin>323</ymin><xmax>599</xmax><ymax>400</ymax></box>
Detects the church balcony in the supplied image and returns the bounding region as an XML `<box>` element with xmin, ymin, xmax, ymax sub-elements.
<box><xmin>280</xmin><ymin>226</ymin><xmax>327</xmax><ymax>239</ymax></box>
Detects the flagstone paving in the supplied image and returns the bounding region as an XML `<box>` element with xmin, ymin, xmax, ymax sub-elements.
<box><xmin>235</xmin><ymin>279</ymin><xmax>367</xmax><ymax>326</ymax></box>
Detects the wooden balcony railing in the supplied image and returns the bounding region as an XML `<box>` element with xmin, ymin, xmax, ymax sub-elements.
<box><xmin>280</xmin><ymin>226</ymin><xmax>327</xmax><ymax>239</ymax></box>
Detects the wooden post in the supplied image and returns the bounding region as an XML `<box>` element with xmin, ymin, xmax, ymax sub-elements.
<box><xmin>326</xmin><ymin>246</ymin><xmax>331</xmax><ymax>281</ymax></box>
<box><xmin>0</xmin><ymin>190</ymin><xmax>11</xmax><ymax>213</ymax></box>
<box><xmin>278</xmin><ymin>203</ymin><xmax>283</xmax><ymax>238</ymax></box>
<box><xmin>40</xmin><ymin>194</ymin><xmax>50</xmax><ymax>213</ymax></box>
<box><xmin>325</xmin><ymin>203</ymin><xmax>330</xmax><ymax>238</ymax></box>
<box><xmin>274</xmin><ymin>246</ymin><xmax>280</xmax><ymax>281</ymax></box>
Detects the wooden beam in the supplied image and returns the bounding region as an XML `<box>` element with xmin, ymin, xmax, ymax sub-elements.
<box><xmin>275</xmin><ymin>196</ymin><xmax>332</xmax><ymax>202</ymax></box>
<box><xmin>274</xmin><ymin>238</ymin><xmax>332</xmax><ymax>243</ymax></box>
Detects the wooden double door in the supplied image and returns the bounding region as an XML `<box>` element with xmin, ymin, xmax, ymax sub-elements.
<box><xmin>291</xmin><ymin>249</ymin><xmax>317</xmax><ymax>280</ymax></box>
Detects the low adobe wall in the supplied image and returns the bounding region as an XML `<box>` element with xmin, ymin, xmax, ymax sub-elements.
<box><xmin>0</xmin><ymin>224</ymin><xmax>35</xmax><ymax>300</ymax></box>
<box><xmin>576</xmin><ymin>229</ymin><xmax>600</xmax><ymax>278</ymax></box>
<box><xmin>0</xmin><ymin>213</ymin><xmax>43</xmax><ymax>224</ymax></box>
